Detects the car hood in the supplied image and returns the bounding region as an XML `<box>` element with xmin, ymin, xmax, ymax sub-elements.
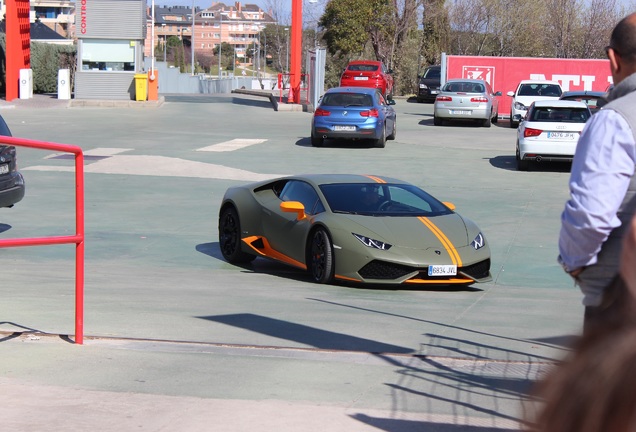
<box><xmin>335</xmin><ymin>213</ymin><xmax>469</xmax><ymax>249</ymax></box>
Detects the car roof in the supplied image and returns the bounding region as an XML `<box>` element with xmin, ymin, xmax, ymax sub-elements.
<box><xmin>518</xmin><ymin>80</ymin><xmax>561</xmax><ymax>85</ymax></box>
<box><xmin>283</xmin><ymin>174</ymin><xmax>410</xmax><ymax>187</ymax></box>
<box><xmin>445</xmin><ymin>78</ymin><xmax>486</xmax><ymax>84</ymax></box>
<box><xmin>560</xmin><ymin>90</ymin><xmax>605</xmax><ymax>98</ymax></box>
<box><xmin>325</xmin><ymin>86</ymin><xmax>380</xmax><ymax>95</ymax></box>
<box><xmin>346</xmin><ymin>60</ymin><xmax>382</xmax><ymax>66</ymax></box>
<box><xmin>532</xmin><ymin>100</ymin><xmax>589</xmax><ymax>108</ymax></box>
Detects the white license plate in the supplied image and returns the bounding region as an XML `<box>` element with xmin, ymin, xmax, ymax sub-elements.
<box><xmin>354</xmin><ymin>77</ymin><xmax>368</xmax><ymax>81</ymax></box>
<box><xmin>334</xmin><ymin>125</ymin><xmax>355</xmax><ymax>131</ymax></box>
<box><xmin>431</xmin><ymin>90</ymin><xmax>439</xmax><ymax>94</ymax></box>
<box><xmin>450</xmin><ymin>110</ymin><xmax>470</xmax><ymax>115</ymax></box>
<box><xmin>0</xmin><ymin>164</ymin><xmax>8</xmax><ymax>175</ymax></box>
<box><xmin>547</xmin><ymin>132</ymin><xmax>577</xmax><ymax>139</ymax></box>
<box><xmin>428</xmin><ymin>265</ymin><xmax>457</xmax><ymax>276</ymax></box>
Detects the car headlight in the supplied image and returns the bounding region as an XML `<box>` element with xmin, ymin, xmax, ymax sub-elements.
<box><xmin>471</xmin><ymin>232</ymin><xmax>486</xmax><ymax>250</ymax></box>
<box><xmin>513</xmin><ymin>102</ymin><xmax>526</xmax><ymax>110</ymax></box>
<box><xmin>353</xmin><ymin>233</ymin><xmax>392</xmax><ymax>250</ymax></box>
<box><xmin>419</xmin><ymin>84</ymin><xmax>428</xmax><ymax>89</ymax></box>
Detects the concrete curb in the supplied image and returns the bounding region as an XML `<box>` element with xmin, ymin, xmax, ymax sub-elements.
<box><xmin>232</xmin><ymin>88</ymin><xmax>313</xmax><ymax>112</ymax></box>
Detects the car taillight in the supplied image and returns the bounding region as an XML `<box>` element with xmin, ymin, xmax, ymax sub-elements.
<box><xmin>360</xmin><ymin>109</ymin><xmax>379</xmax><ymax>117</ymax></box>
<box><xmin>314</xmin><ymin>108</ymin><xmax>331</xmax><ymax>116</ymax></box>
<box><xmin>524</xmin><ymin>127</ymin><xmax>543</xmax><ymax>137</ymax></box>
<box><xmin>470</xmin><ymin>97</ymin><xmax>488</xmax><ymax>103</ymax></box>
<box><xmin>436</xmin><ymin>96</ymin><xmax>452</xmax><ymax>102</ymax></box>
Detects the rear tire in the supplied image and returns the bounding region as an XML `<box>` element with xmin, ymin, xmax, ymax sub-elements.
<box><xmin>311</xmin><ymin>133</ymin><xmax>323</xmax><ymax>147</ymax></box>
<box><xmin>219</xmin><ymin>206</ymin><xmax>256</xmax><ymax>263</ymax></box>
<box><xmin>516</xmin><ymin>145</ymin><xmax>529</xmax><ymax>171</ymax></box>
<box><xmin>375</xmin><ymin>124</ymin><xmax>386</xmax><ymax>148</ymax></box>
<box><xmin>483</xmin><ymin>114</ymin><xmax>492</xmax><ymax>128</ymax></box>
<box><xmin>308</xmin><ymin>228</ymin><xmax>334</xmax><ymax>284</ymax></box>
<box><xmin>433</xmin><ymin>115</ymin><xmax>442</xmax><ymax>126</ymax></box>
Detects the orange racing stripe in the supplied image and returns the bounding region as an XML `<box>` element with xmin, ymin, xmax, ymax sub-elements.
<box><xmin>364</xmin><ymin>175</ymin><xmax>386</xmax><ymax>184</ymax></box>
<box><xmin>242</xmin><ymin>235</ymin><xmax>307</xmax><ymax>270</ymax></box>
<box><xmin>417</xmin><ymin>216</ymin><xmax>463</xmax><ymax>267</ymax></box>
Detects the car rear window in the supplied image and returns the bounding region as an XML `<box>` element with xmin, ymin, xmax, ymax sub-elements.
<box><xmin>347</xmin><ymin>64</ymin><xmax>379</xmax><ymax>72</ymax></box>
<box><xmin>444</xmin><ymin>82</ymin><xmax>484</xmax><ymax>93</ymax></box>
<box><xmin>321</xmin><ymin>93</ymin><xmax>373</xmax><ymax>107</ymax></box>
<box><xmin>423</xmin><ymin>68</ymin><xmax>440</xmax><ymax>79</ymax></box>
<box><xmin>518</xmin><ymin>84</ymin><xmax>562</xmax><ymax>97</ymax></box>
<box><xmin>531</xmin><ymin>107</ymin><xmax>591</xmax><ymax>123</ymax></box>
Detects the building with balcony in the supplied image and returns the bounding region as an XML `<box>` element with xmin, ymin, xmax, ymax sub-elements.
<box><xmin>145</xmin><ymin>2</ymin><xmax>276</xmax><ymax>65</ymax></box>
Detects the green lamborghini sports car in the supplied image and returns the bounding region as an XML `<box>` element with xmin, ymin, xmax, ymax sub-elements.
<box><xmin>218</xmin><ymin>174</ymin><xmax>492</xmax><ymax>286</ymax></box>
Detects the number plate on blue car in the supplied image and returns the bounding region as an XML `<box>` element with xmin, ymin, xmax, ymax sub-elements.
<box><xmin>428</xmin><ymin>265</ymin><xmax>457</xmax><ymax>276</ymax></box>
<box><xmin>334</xmin><ymin>125</ymin><xmax>355</xmax><ymax>131</ymax></box>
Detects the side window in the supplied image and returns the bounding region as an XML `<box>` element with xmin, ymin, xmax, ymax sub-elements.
<box><xmin>279</xmin><ymin>180</ymin><xmax>325</xmax><ymax>215</ymax></box>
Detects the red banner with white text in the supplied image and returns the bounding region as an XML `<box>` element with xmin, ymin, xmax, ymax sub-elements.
<box><xmin>446</xmin><ymin>56</ymin><xmax>611</xmax><ymax>117</ymax></box>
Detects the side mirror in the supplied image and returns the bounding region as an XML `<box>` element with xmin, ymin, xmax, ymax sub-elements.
<box><xmin>506</xmin><ymin>91</ymin><xmax>515</xmax><ymax>97</ymax></box>
<box><xmin>494</xmin><ymin>91</ymin><xmax>502</xmax><ymax>96</ymax></box>
<box><xmin>281</xmin><ymin>201</ymin><xmax>306</xmax><ymax>220</ymax></box>
<box><xmin>442</xmin><ymin>201</ymin><xmax>456</xmax><ymax>211</ymax></box>
<box><xmin>387</xmin><ymin>99</ymin><xmax>396</xmax><ymax>105</ymax></box>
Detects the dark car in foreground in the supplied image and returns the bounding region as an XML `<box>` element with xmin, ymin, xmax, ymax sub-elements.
<box><xmin>0</xmin><ymin>116</ymin><xmax>25</xmax><ymax>208</ymax></box>
<box><xmin>219</xmin><ymin>174</ymin><xmax>492</xmax><ymax>286</ymax></box>
<box><xmin>417</xmin><ymin>65</ymin><xmax>441</xmax><ymax>102</ymax></box>
<box><xmin>559</xmin><ymin>90</ymin><xmax>607</xmax><ymax>114</ymax></box>
<box><xmin>311</xmin><ymin>87</ymin><xmax>396</xmax><ymax>148</ymax></box>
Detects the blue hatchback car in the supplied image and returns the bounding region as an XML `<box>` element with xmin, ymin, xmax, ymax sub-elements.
<box><xmin>0</xmin><ymin>115</ymin><xmax>25</xmax><ymax>208</ymax></box>
<box><xmin>311</xmin><ymin>87</ymin><xmax>397</xmax><ymax>148</ymax></box>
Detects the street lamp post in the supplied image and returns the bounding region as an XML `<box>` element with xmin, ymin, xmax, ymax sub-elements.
<box><xmin>218</xmin><ymin>12</ymin><xmax>223</xmax><ymax>78</ymax></box>
<box><xmin>161</xmin><ymin>23</ymin><xmax>166</xmax><ymax>61</ymax></box>
<box><xmin>285</xmin><ymin>27</ymin><xmax>289</xmax><ymax>73</ymax></box>
<box><xmin>191</xmin><ymin>0</ymin><xmax>195</xmax><ymax>75</ymax></box>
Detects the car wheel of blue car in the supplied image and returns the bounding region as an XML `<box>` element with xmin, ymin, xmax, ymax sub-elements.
<box><xmin>311</xmin><ymin>133</ymin><xmax>323</xmax><ymax>147</ymax></box>
<box><xmin>308</xmin><ymin>228</ymin><xmax>334</xmax><ymax>284</ymax></box>
<box><xmin>375</xmin><ymin>124</ymin><xmax>386</xmax><ymax>148</ymax></box>
<box><xmin>219</xmin><ymin>206</ymin><xmax>256</xmax><ymax>264</ymax></box>
<box><xmin>387</xmin><ymin>119</ymin><xmax>396</xmax><ymax>140</ymax></box>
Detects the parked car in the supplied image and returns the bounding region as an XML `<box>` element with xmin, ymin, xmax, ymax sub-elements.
<box><xmin>311</xmin><ymin>87</ymin><xmax>396</xmax><ymax>148</ymax></box>
<box><xmin>433</xmin><ymin>79</ymin><xmax>501</xmax><ymax>127</ymax></box>
<box><xmin>559</xmin><ymin>90</ymin><xmax>607</xmax><ymax>114</ymax></box>
<box><xmin>218</xmin><ymin>174</ymin><xmax>492</xmax><ymax>286</ymax></box>
<box><xmin>507</xmin><ymin>80</ymin><xmax>563</xmax><ymax>128</ymax></box>
<box><xmin>0</xmin><ymin>115</ymin><xmax>25</xmax><ymax>208</ymax></box>
<box><xmin>515</xmin><ymin>100</ymin><xmax>591</xmax><ymax>171</ymax></box>
<box><xmin>417</xmin><ymin>65</ymin><xmax>441</xmax><ymax>103</ymax></box>
<box><xmin>339</xmin><ymin>60</ymin><xmax>394</xmax><ymax>99</ymax></box>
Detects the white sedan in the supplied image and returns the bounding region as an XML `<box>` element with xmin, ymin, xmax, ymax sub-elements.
<box><xmin>507</xmin><ymin>80</ymin><xmax>563</xmax><ymax>128</ymax></box>
<box><xmin>515</xmin><ymin>100</ymin><xmax>591</xmax><ymax>171</ymax></box>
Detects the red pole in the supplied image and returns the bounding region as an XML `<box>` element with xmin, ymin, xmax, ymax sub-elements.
<box><xmin>75</xmin><ymin>152</ymin><xmax>85</xmax><ymax>345</ymax></box>
<box><xmin>288</xmin><ymin>0</ymin><xmax>302</xmax><ymax>104</ymax></box>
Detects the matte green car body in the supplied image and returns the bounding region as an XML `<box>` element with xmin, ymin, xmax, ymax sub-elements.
<box><xmin>218</xmin><ymin>174</ymin><xmax>492</xmax><ymax>286</ymax></box>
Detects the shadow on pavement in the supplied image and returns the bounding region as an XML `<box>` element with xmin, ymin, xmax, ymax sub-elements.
<box><xmin>351</xmin><ymin>414</ymin><xmax>515</xmax><ymax>432</ymax></box>
<box><xmin>0</xmin><ymin>223</ymin><xmax>10</xmax><ymax>233</ymax></box>
<box><xmin>488</xmin><ymin>156</ymin><xmax>572</xmax><ymax>173</ymax></box>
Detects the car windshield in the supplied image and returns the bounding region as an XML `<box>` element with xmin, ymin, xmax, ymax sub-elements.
<box><xmin>320</xmin><ymin>93</ymin><xmax>373</xmax><ymax>107</ymax></box>
<box><xmin>348</xmin><ymin>64</ymin><xmax>379</xmax><ymax>72</ymax></box>
<box><xmin>518</xmin><ymin>84</ymin><xmax>562</xmax><ymax>97</ymax></box>
<box><xmin>444</xmin><ymin>82</ymin><xmax>484</xmax><ymax>93</ymax></box>
<box><xmin>530</xmin><ymin>107</ymin><xmax>591</xmax><ymax>123</ymax></box>
<box><xmin>423</xmin><ymin>68</ymin><xmax>440</xmax><ymax>79</ymax></box>
<box><xmin>319</xmin><ymin>183</ymin><xmax>453</xmax><ymax>216</ymax></box>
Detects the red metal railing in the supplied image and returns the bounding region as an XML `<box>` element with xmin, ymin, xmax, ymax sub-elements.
<box><xmin>0</xmin><ymin>136</ymin><xmax>85</xmax><ymax>344</ymax></box>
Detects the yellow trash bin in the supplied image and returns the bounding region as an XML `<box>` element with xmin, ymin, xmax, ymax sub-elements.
<box><xmin>134</xmin><ymin>73</ymin><xmax>148</xmax><ymax>101</ymax></box>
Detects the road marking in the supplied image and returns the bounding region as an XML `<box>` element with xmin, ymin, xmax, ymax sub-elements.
<box><xmin>196</xmin><ymin>139</ymin><xmax>267</xmax><ymax>152</ymax></box>
<box><xmin>24</xmin><ymin>154</ymin><xmax>284</xmax><ymax>182</ymax></box>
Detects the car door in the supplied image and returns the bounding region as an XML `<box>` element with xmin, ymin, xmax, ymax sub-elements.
<box><xmin>261</xmin><ymin>180</ymin><xmax>325</xmax><ymax>265</ymax></box>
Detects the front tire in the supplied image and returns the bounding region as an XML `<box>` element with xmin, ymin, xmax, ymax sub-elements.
<box><xmin>219</xmin><ymin>206</ymin><xmax>256</xmax><ymax>263</ymax></box>
<box><xmin>387</xmin><ymin>119</ymin><xmax>396</xmax><ymax>140</ymax></box>
<box><xmin>308</xmin><ymin>228</ymin><xmax>334</xmax><ymax>284</ymax></box>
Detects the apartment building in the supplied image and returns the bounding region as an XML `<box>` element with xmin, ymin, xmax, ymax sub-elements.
<box><xmin>145</xmin><ymin>1</ymin><xmax>276</xmax><ymax>63</ymax></box>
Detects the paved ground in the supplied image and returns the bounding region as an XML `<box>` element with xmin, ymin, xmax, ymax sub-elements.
<box><xmin>0</xmin><ymin>94</ymin><xmax>583</xmax><ymax>431</ymax></box>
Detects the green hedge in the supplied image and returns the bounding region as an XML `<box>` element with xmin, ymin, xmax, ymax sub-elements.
<box><xmin>0</xmin><ymin>34</ymin><xmax>77</xmax><ymax>94</ymax></box>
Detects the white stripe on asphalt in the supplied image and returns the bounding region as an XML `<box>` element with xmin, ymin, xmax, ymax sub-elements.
<box><xmin>196</xmin><ymin>139</ymin><xmax>267</xmax><ymax>152</ymax></box>
<box><xmin>24</xmin><ymin>155</ymin><xmax>284</xmax><ymax>182</ymax></box>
